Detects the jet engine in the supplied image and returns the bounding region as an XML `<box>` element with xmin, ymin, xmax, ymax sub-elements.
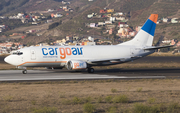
<box><xmin>66</xmin><ymin>60</ymin><xmax>87</xmax><ymax>70</ymax></box>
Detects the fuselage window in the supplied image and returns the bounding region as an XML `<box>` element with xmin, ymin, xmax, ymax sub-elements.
<box><xmin>12</xmin><ymin>52</ymin><xmax>23</xmax><ymax>55</ymax></box>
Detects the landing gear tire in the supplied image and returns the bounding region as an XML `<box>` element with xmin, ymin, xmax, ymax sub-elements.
<box><xmin>22</xmin><ymin>70</ymin><xmax>27</xmax><ymax>74</ymax></box>
<box><xmin>88</xmin><ymin>68</ymin><xmax>94</xmax><ymax>73</ymax></box>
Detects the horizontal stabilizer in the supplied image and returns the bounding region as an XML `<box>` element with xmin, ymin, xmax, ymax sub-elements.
<box><xmin>143</xmin><ymin>45</ymin><xmax>174</xmax><ymax>50</ymax></box>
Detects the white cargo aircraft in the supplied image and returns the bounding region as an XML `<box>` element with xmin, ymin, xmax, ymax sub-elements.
<box><xmin>4</xmin><ymin>14</ymin><xmax>173</xmax><ymax>74</ymax></box>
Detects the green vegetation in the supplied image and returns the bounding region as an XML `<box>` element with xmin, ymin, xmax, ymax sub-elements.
<box><xmin>73</xmin><ymin>97</ymin><xmax>82</xmax><ymax>104</ymax></box>
<box><xmin>111</xmin><ymin>88</ymin><xmax>117</xmax><ymax>93</ymax></box>
<box><xmin>107</xmin><ymin>106</ymin><xmax>117</xmax><ymax>113</ymax></box>
<box><xmin>112</xmin><ymin>95</ymin><xmax>129</xmax><ymax>103</ymax></box>
<box><xmin>136</xmin><ymin>87</ymin><xmax>143</xmax><ymax>92</ymax></box>
<box><xmin>133</xmin><ymin>103</ymin><xmax>160</xmax><ymax>113</ymax></box>
<box><xmin>83</xmin><ymin>103</ymin><xmax>96</xmax><ymax>113</ymax></box>
<box><xmin>148</xmin><ymin>98</ymin><xmax>156</xmax><ymax>104</ymax></box>
<box><xmin>32</xmin><ymin>107</ymin><xmax>57</xmax><ymax>113</ymax></box>
<box><xmin>48</xmin><ymin>21</ymin><xmax>62</xmax><ymax>30</ymax></box>
<box><xmin>97</xmin><ymin>96</ymin><xmax>103</xmax><ymax>103</ymax></box>
<box><xmin>105</xmin><ymin>95</ymin><xmax>113</xmax><ymax>103</ymax></box>
<box><xmin>133</xmin><ymin>103</ymin><xmax>180</xmax><ymax>113</ymax></box>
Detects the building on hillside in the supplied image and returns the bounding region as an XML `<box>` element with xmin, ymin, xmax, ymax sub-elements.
<box><xmin>176</xmin><ymin>42</ymin><xmax>180</xmax><ymax>47</ymax></box>
<box><xmin>171</xmin><ymin>18</ymin><xmax>179</xmax><ymax>23</ymax></box>
<box><xmin>109</xmin><ymin>28</ymin><xmax>113</xmax><ymax>34</ymax></box>
<box><xmin>100</xmin><ymin>10</ymin><xmax>107</xmax><ymax>13</ymax></box>
<box><xmin>105</xmin><ymin>21</ymin><xmax>112</xmax><ymax>24</ymax></box>
<box><xmin>162</xmin><ymin>39</ymin><xmax>171</xmax><ymax>44</ymax></box>
<box><xmin>66</xmin><ymin>36</ymin><xmax>73</xmax><ymax>41</ymax></box>
<box><xmin>116</xmin><ymin>17</ymin><xmax>125</xmax><ymax>21</ymax></box>
<box><xmin>171</xmin><ymin>39</ymin><xmax>176</xmax><ymax>45</ymax></box>
<box><xmin>51</xmin><ymin>13</ymin><xmax>54</xmax><ymax>18</ymax></box>
<box><xmin>109</xmin><ymin>17</ymin><xmax>116</xmax><ymax>22</ymax></box>
<box><xmin>90</xmin><ymin>23</ymin><xmax>96</xmax><ymax>27</ymax></box>
<box><xmin>107</xmin><ymin>9</ymin><xmax>114</xmax><ymax>13</ymax></box>
<box><xmin>98</xmin><ymin>22</ymin><xmax>105</xmax><ymax>26</ymax></box>
<box><xmin>118</xmin><ymin>22</ymin><xmax>128</xmax><ymax>28</ymax></box>
<box><xmin>87</xmin><ymin>13</ymin><xmax>94</xmax><ymax>18</ymax></box>
<box><xmin>129</xmin><ymin>31</ymin><xmax>136</xmax><ymax>37</ymax></box>
<box><xmin>162</xmin><ymin>18</ymin><xmax>171</xmax><ymax>23</ymax></box>
<box><xmin>54</xmin><ymin>13</ymin><xmax>63</xmax><ymax>18</ymax></box>
<box><xmin>47</xmin><ymin>19</ymin><xmax>53</xmax><ymax>23</ymax></box>
<box><xmin>88</xmin><ymin>36</ymin><xmax>94</xmax><ymax>42</ymax></box>
<box><xmin>113</xmin><ymin>12</ymin><xmax>123</xmax><ymax>16</ymax></box>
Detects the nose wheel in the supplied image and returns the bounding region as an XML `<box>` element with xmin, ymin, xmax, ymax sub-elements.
<box><xmin>22</xmin><ymin>70</ymin><xmax>27</xmax><ymax>74</ymax></box>
<box><xmin>88</xmin><ymin>68</ymin><xmax>94</xmax><ymax>73</ymax></box>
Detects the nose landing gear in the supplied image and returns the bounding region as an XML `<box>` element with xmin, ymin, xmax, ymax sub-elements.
<box><xmin>18</xmin><ymin>66</ymin><xmax>27</xmax><ymax>74</ymax></box>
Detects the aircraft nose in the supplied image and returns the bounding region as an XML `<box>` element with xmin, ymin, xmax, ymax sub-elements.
<box><xmin>4</xmin><ymin>55</ymin><xmax>11</xmax><ymax>64</ymax></box>
<box><xmin>4</xmin><ymin>55</ymin><xmax>15</xmax><ymax>65</ymax></box>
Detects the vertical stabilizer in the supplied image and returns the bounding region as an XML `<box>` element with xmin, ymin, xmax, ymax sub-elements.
<box><xmin>119</xmin><ymin>14</ymin><xmax>158</xmax><ymax>47</ymax></box>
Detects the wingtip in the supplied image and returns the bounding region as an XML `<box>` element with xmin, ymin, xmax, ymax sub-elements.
<box><xmin>149</xmin><ymin>14</ymin><xmax>158</xmax><ymax>23</ymax></box>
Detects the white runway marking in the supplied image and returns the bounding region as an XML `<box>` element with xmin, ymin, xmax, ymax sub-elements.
<box><xmin>0</xmin><ymin>70</ymin><xmax>166</xmax><ymax>81</ymax></box>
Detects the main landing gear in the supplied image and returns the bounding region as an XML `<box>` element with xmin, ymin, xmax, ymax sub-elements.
<box><xmin>22</xmin><ymin>70</ymin><xmax>27</xmax><ymax>74</ymax></box>
<box><xmin>88</xmin><ymin>68</ymin><xmax>94</xmax><ymax>73</ymax></box>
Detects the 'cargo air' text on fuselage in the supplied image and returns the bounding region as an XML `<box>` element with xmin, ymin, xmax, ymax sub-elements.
<box><xmin>42</xmin><ymin>47</ymin><xmax>83</xmax><ymax>59</ymax></box>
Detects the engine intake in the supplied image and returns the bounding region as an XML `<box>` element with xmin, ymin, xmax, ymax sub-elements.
<box><xmin>66</xmin><ymin>60</ymin><xmax>87</xmax><ymax>70</ymax></box>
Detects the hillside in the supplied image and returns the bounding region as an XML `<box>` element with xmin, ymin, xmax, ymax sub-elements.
<box><xmin>1</xmin><ymin>0</ymin><xmax>180</xmax><ymax>45</ymax></box>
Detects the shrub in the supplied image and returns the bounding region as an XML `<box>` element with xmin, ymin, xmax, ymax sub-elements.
<box><xmin>111</xmin><ymin>88</ymin><xmax>117</xmax><ymax>93</ymax></box>
<box><xmin>97</xmin><ymin>96</ymin><xmax>103</xmax><ymax>103</ymax></box>
<box><xmin>133</xmin><ymin>103</ymin><xmax>159</xmax><ymax>113</ymax></box>
<box><xmin>83</xmin><ymin>103</ymin><xmax>96</xmax><ymax>113</ymax></box>
<box><xmin>107</xmin><ymin>107</ymin><xmax>117</xmax><ymax>113</ymax></box>
<box><xmin>112</xmin><ymin>95</ymin><xmax>129</xmax><ymax>103</ymax></box>
<box><xmin>73</xmin><ymin>97</ymin><xmax>82</xmax><ymax>104</ymax></box>
<box><xmin>166</xmin><ymin>102</ymin><xmax>180</xmax><ymax>113</ymax></box>
<box><xmin>105</xmin><ymin>96</ymin><xmax>112</xmax><ymax>103</ymax></box>
<box><xmin>33</xmin><ymin>107</ymin><xmax>57</xmax><ymax>113</ymax></box>
<box><xmin>136</xmin><ymin>87</ymin><xmax>143</xmax><ymax>92</ymax></box>
<box><xmin>148</xmin><ymin>98</ymin><xmax>156</xmax><ymax>104</ymax></box>
<box><xmin>61</xmin><ymin>99</ymin><xmax>72</xmax><ymax>105</ymax></box>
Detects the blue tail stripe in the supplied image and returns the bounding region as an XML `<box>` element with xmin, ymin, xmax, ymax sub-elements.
<box><xmin>141</xmin><ymin>19</ymin><xmax>156</xmax><ymax>36</ymax></box>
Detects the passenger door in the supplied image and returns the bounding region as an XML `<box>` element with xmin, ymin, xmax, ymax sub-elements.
<box><xmin>31</xmin><ymin>50</ymin><xmax>36</xmax><ymax>60</ymax></box>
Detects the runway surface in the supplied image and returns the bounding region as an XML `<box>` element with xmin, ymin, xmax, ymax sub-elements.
<box><xmin>0</xmin><ymin>56</ymin><xmax>180</xmax><ymax>81</ymax></box>
<box><xmin>1</xmin><ymin>68</ymin><xmax>180</xmax><ymax>81</ymax></box>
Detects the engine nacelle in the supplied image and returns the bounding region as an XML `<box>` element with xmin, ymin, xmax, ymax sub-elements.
<box><xmin>66</xmin><ymin>60</ymin><xmax>87</xmax><ymax>70</ymax></box>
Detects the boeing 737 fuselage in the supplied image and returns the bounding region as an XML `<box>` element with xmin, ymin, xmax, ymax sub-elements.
<box><xmin>4</xmin><ymin>14</ymin><xmax>173</xmax><ymax>74</ymax></box>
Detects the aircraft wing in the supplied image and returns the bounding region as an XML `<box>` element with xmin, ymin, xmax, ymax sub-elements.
<box><xmin>87</xmin><ymin>58</ymin><xmax>127</xmax><ymax>63</ymax></box>
<box><xmin>143</xmin><ymin>45</ymin><xmax>174</xmax><ymax>50</ymax></box>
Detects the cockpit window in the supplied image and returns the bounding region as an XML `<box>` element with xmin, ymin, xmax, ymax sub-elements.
<box><xmin>12</xmin><ymin>51</ymin><xmax>23</xmax><ymax>55</ymax></box>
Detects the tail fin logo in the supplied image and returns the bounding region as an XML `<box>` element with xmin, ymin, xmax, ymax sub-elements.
<box><xmin>141</xmin><ymin>14</ymin><xmax>158</xmax><ymax>36</ymax></box>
